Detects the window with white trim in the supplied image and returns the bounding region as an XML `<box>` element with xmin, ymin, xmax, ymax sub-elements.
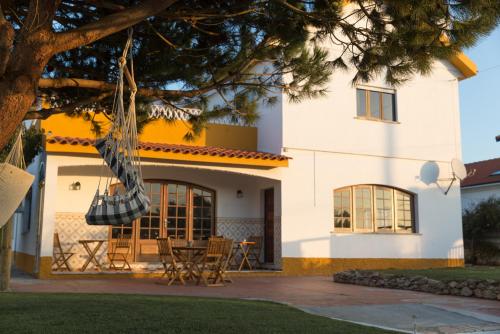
<box><xmin>333</xmin><ymin>185</ymin><xmax>416</xmax><ymax>233</ymax></box>
<box><xmin>356</xmin><ymin>88</ymin><xmax>396</xmax><ymax>122</ymax></box>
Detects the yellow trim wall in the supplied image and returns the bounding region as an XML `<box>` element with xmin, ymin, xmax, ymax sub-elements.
<box><xmin>41</xmin><ymin>114</ymin><xmax>288</xmax><ymax>167</ymax></box>
<box><xmin>282</xmin><ymin>257</ymin><xmax>464</xmax><ymax>276</ymax></box>
<box><xmin>41</xmin><ymin>114</ymin><xmax>257</xmax><ymax>150</ymax></box>
<box><xmin>14</xmin><ymin>252</ymin><xmax>36</xmax><ymax>275</ymax></box>
<box><xmin>35</xmin><ymin>256</ymin><xmax>463</xmax><ymax>279</ymax></box>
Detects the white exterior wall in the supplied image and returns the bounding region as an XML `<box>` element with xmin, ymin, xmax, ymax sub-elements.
<box><xmin>280</xmin><ymin>151</ymin><xmax>463</xmax><ymax>260</ymax></box>
<box><xmin>461</xmin><ymin>184</ymin><xmax>500</xmax><ymax>211</ymax></box>
<box><xmin>252</xmin><ymin>44</ymin><xmax>465</xmax><ymax>261</ymax></box>
<box><xmin>13</xmin><ymin>153</ymin><xmax>44</xmax><ymax>259</ymax></box>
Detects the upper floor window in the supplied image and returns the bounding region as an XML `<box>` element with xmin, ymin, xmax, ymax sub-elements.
<box><xmin>356</xmin><ymin>88</ymin><xmax>396</xmax><ymax>122</ymax></box>
<box><xmin>333</xmin><ymin>185</ymin><xmax>415</xmax><ymax>233</ymax></box>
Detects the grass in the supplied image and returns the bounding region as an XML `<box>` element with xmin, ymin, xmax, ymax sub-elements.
<box><xmin>0</xmin><ymin>293</ymin><xmax>396</xmax><ymax>334</ymax></box>
<box><xmin>374</xmin><ymin>266</ymin><xmax>500</xmax><ymax>281</ymax></box>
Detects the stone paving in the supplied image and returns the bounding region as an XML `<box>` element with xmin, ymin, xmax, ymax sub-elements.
<box><xmin>11</xmin><ymin>275</ymin><xmax>500</xmax><ymax>334</ymax></box>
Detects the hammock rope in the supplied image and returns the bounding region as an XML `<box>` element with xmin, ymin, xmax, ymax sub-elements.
<box><xmin>85</xmin><ymin>29</ymin><xmax>150</xmax><ymax>226</ymax></box>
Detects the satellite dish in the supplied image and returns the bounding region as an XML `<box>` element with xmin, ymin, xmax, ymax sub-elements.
<box><xmin>451</xmin><ymin>158</ymin><xmax>467</xmax><ymax>181</ymax></box>
<box><xmin>420</xmin><ymin>161</ymin><xmax>440</xmax><ymax>185</ymax></box>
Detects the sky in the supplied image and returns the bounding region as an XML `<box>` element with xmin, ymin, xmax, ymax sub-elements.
<box><xmin>459</xmin><ymin>26</ymin><xmax>500</xmax><ymax>163</ymax></box>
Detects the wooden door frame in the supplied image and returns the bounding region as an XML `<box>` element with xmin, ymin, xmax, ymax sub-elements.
<box><xmin>264</xmin><ymin>187</ymin><xmax>274</xmax><ymax>264</ymax></box>
<box><xmin>109</xmin><ymin>180</ymin><xmax>217</xmax><ymax>262</ymax></box>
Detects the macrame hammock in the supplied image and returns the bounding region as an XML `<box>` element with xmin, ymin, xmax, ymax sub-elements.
<box><xmin>85</xmin><ymin>30</ymin><xmax>150</xmax><ymax>226</ymax></box>
<box><xmin>0</xmin><ymin>129</ymin><xmax>35</xmax><ymax>228</ymax></box>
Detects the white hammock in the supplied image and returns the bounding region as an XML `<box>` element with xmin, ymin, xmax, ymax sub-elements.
<box><xmin>0</xmin><ymin>130</ymin><xmax>34</xmax><ymax>228</ymax></box>
<box><xmin>85</xmin><ymin>30</ymin><xmax>150</xmax><ymax>226</ymax></box>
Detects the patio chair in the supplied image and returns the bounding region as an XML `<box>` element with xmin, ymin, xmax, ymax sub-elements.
<box><xmin>196</xmin><ymin>238</ymin><xmax>227</xmax><ymax>286</ymax></box>
<box><xmin>218</xmin><ymin>239</ymin><xmax>234</xmax><ymax>283</ymax></box>
<box><xmin>157</xmin><ymin>237</ymin><xmax>185</xmax><ymax>285</ymax></box>
<box><xmin>193</xmin><ymin>239</ymin><xmax>208</xmax><ymax>247</ymax></box>
<box><xmin>107</xmin><ymin>235</ymin><xmax>132</xmax><ymax>271</ymax></box>
<box><xmin>247</xmin><ymin>236</ymin><xmax>263</xmax><ymax>268</ymax></box>
<box><xmin>170</xmin><ymin>238</ymin><xmax>187</xmax><ymax>247</ymax></box>
<box><xmin>52</xmin><ymin>233</ymin><xmax>74</xmax><ymax>272</ymax></box>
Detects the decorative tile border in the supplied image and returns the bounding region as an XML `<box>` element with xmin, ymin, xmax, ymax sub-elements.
<box><xmin>53</xmin><ymin>213</ymin><xmax>283</xmax><ymax>272</ymax></box>
<box><xmin>55</xmin><ymin>212</ymin><xmax>109</xmax><ymax>271</ymax></box>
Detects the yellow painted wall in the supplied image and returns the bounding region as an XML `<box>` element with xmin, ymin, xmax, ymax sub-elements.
<box><xmin>37</xmin><ymin>256</ymin><xmax>463</xmax><ymax>279</ymax></box>
<box><xmin>41</xmin><ymin>114</ymin><xmax>257</xmax><ymax>150</ymax></box>
<box><xmin>282</xmin><ymin>257</ymin><xmax>464</xmax><ymax>276</ymax></box>
<box><xmin>14</xmin><ymin>252</ymin><xmax>36</xmax><ymax>275</ymax></box>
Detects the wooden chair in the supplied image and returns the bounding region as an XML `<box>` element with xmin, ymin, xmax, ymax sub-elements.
<box><xmin>247</xmin><ymin>235</ymin><xmax>263</xmax><ymax>268</ymax></box>
<box><xmin>218</xmin><ymin>239</ymin><xmax>234</xmax><ymax>283</ymax></box>
<box><xmin>196</xmin><ymin>238</ymin><xmax>227</xmax><ymax>286</ymax></box>
<box><xmin>107</xmin><ymin>235</ymin><xmax>132</xmax><ymax>271</ymax></box>
<box><xmin>157</xmin><ymin>237</ymin><xmax>185</xmax><ymax>285</ymax></box>
<box><xmin>193</xmin><ymin>239</ymin><xmax>208</xmax><ymax>247</ymax></box>
<box><xmin>170</xmin><ymin>238</ymin><xmax>187</xmax><ymax>247</ymax></box>
<box><xmin>52</xmin><ymin>233</ymin><xmax>74</xmax><ymax>272</ymax></box>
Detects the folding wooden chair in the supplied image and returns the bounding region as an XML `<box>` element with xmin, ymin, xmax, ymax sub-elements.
<box><xmin>218</xmin><ymin>239</ymin><xmax>234</xmax><ymax>283</ymax></box>
<box><xmin>52</xmin><ymin>233</ymin><xmax>74</xmax><ymax>272</ymax></box>
<box><xmin>196</xmin><ymin>238</ymin><xmax>226</xmax><ymax>286</ymax></box>
<box><xmin>107</xmin><ymin>235</ymin><xmax>132</xmax><ymax>271</ymax></box>
<box><xmin>157</xmin><ymin>237</ymin><xmax>185</xmax><ymax>285</ymax></box>
<box><xmin>247</xmin><ymin>235</ymin><xmax>263</xmax><ymax>268</ymax></box>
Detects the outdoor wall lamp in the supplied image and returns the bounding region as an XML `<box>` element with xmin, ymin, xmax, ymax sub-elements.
<box><xmin>69</xmin><ymin>181</ymin><xmax>81</xmax><ymax>191</ymax></box>
<box><xmin>236</xmin><ymin>190</ymin><xmax>243</xmax><ymax>198</ymax></box>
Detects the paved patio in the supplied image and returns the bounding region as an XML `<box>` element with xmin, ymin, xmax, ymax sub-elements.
<box><xmin>11</xmin><ymin>275</ymin><xmax>500</xmax><ymax>334</ymax></box>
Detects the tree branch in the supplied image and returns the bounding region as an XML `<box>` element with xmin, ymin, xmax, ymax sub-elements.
<box><xmin>0</xmin><ymin>4</ymin><xmax>15</xmax><ymax>77</ymax></box>
<box><xmin>25</xmin><ymin>91</ymin><xmax>112</xmax><ymax>120</ymax></box>
<box><xmin>54</xmin><ymin>0</ymin><xmax>178</xmax><ymax>53</ymax></box>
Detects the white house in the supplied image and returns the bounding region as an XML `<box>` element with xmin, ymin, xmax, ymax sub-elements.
<box><xmin>12</xmin><ymin>30</ymin><xmax>477</xmax><ymax>278</ymax></box>
<box><xmin>461</xmin><ymin>158</ymin><xmax>500</xmax><ymax>211</ymax></box>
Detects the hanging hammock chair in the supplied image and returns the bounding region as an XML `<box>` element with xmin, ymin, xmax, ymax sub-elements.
<box><xmin>0</xmin><ymin>130</ymin><xmax>35</xmax><ymax>228</ymax></box>
<box><xmin>85</xmin><ymin>30</ymin><xmax>150</xmax><ymax>226</ymax></box>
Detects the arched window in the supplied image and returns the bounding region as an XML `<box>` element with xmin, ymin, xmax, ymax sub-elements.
<box><xmin>334</xmin><ymin>185</ymin><xmax>415</xmax><ymax>233</ymax></box>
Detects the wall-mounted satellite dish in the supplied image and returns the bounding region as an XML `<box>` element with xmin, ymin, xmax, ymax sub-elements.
<box><xmin>451</xmin><ymin>158</ymin><xmax>467</xmax><ymax>181</ymax></box>
<box><xmin>438</xmin><ymin>158</ymin><xmax>468</xmax><ymax>195</ymax></box>
<box><xmin>420</xmin><ymin>161</ymin><xmax>440</xmax><ymax>185</ymax></box>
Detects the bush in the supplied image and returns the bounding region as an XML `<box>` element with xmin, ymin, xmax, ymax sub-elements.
<box><xmin>463</xmin><ymin>197</ymin><xmax>500</xmax><ymax>265</ymax></box>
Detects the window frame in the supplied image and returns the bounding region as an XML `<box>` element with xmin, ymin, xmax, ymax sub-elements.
<box><xmin>333</xmin><ymin>186</ymin><xmax>353</xmax><ymax>232</ymax></box>
<box><xmin>356</xmin><ymin>87</ymin><xmax>397</xmax><ymax>122</ymax></box>
<box><xmin>353</xmin><ymin>186</ymin><xmax>374</xmax><ymax>233</ymax></box>
<box><xmin>333</xmin><ymin>185</ymin><xmax>416</xmax><ymax>234</ymax></box>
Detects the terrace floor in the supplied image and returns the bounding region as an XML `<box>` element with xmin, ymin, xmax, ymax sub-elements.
<box><xmin>11</xmin><ymin>274</ymin><xmax>500</xmax><ymax>334</ymax></box>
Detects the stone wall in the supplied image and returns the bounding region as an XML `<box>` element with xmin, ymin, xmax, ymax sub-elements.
<box><xmin>333</xmin><ymin>270</ymin><xmax>500</xmax><ymax>301</ymax></box>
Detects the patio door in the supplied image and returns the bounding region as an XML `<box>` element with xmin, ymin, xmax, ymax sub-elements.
<box><xmin>109</xmin><ymin>181</ymin><xmax>215</xmax><ymax>262</ymax></box>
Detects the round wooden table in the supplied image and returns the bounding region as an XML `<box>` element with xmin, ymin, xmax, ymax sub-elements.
<box><xmin>171</xmin><ymin>246</ymin><xmax>207</xmax><ymax>281</ymax></box>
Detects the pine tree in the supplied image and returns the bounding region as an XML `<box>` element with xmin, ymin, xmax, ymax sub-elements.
<box><xmin>0</xmin><ymin>0</ymin><xmax>499</xmax><ymax>149</ymax></box>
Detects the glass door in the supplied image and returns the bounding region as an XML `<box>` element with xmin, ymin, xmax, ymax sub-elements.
<box><xmin>109</xmin><ymin>181</ymin><xmax>215</xmax><ymax>262</ymax></box>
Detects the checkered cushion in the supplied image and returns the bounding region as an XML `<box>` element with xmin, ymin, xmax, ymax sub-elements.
<box><xmin>85</xmin><ymin>137</ymin><xmax>149</xmax><ymax>226</ymax></box>
<box><xmin>85</xmin><ymin>184</ymin><xmax>150</xmax><ymax>226</ymax></box>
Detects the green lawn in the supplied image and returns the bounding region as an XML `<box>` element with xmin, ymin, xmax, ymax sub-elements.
<box><xmin>0</xmin><ymin>293</ymin><xmax>395</xmax><ymax>334</ymax></box>
<box><xmin>375</xmin><ymin>266</ymin><xmax>500</xmax><ymax>281</ymax></box>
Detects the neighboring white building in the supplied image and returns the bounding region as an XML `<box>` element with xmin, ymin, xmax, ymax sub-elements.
<box><xmin>12</xmin><ymin>32</ymin><xmax>477</xmax><ymax>278</ymax></box>
<box><xmin>461</xmin><ymin>158</ymin><xmax>500</xmax><ymax>211</ymax></box>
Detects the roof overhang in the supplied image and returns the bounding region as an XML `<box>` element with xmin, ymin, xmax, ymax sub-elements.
<box><xmin>45</xmin><ymin>136</ymin><xmax>289</xmax><ymax>168</ymax></box>
<box><xmin>449</xmin><ymin>52</ymin><xmax>478</xmax><ymax>80</ymax></box>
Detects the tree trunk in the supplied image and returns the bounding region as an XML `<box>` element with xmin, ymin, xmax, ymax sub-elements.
<box><xmin>0</xmin><ymin>217</ymin><xmax>14</xmax><ymax>292</ymax></box>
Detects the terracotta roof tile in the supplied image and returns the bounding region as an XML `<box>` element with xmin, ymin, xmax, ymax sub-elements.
<box><xmin>46</xmin><ymin>136</ymin><xmax>290</xmax><ymax>162</ymax></box>
<box><xmin>461</xmin><ymin>157</ymin><xmax>500</xmax><ymax>188</ymax></box>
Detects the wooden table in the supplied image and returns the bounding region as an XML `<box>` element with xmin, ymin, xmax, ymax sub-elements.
<box><xmin>79</xmin><ymin>239</ymin><xmax>107</xmax><ymax>272</ymax></box>
<box><xmin>171</xmin><ymin>245</ymin><xmax>206</xmax><ymax>281</ymax></box>
<box><xmin>236</xmin><ymin>241</ymin><xmax>256</xmax><ymax>271</ymax></box>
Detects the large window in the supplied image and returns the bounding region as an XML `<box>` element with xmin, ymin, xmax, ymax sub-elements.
<box><xmin>356</xmin><ymin>88</ymin><xmax>396</xmax><ymax>122</ymax></box>
<box><xmin>333</xmin><ymin>185</ymin><xmax>415</xmax><ymax>233</ymax></box>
